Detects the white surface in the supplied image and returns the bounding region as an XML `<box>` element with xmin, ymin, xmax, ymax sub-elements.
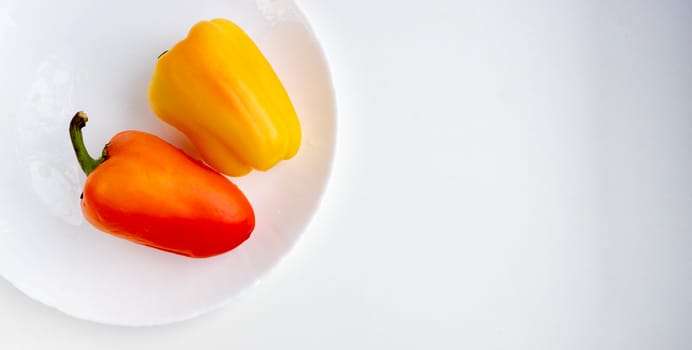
<box><xmin>0</xmin><ymin>0</ymin><xmax>335</xmax><ymax>325</ymax></box>
<box><xmin>1</xmin><ymin>0</ymin><xmax>692</xmax><ymax>348</ymax></box>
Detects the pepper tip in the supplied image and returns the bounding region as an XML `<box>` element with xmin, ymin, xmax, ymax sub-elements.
<box><xmin>76</xmin><ymin>110</ymin><xmax>88</xmax><ymax>121</ymax></box>
<box><xmin>71</xmin><ymin>111</ymin><xmax>88</xmax><ymax>129</ymax></box>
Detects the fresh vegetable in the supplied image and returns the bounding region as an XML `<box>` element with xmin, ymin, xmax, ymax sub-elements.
<box><xmin>148</xmin><ymin>18</ymin><xmax>301</xmax><ymax>177</ymax></box>
<box><xmin>69</xmin><ymin>111</ymin><xmax>255</xmax><ymax>258</ymax></box>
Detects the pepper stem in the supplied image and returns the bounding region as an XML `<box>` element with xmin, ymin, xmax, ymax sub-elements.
<box><xmin>69</xmin><ymin>111</ymin><xmax>107</xmax><ymax>175</ymax></box>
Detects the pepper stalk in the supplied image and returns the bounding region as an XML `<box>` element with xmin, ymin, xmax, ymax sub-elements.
<box><xmin>69</xmin><ymin>111</ymin><xmax>108</xmax><ymax>176</ymax></box>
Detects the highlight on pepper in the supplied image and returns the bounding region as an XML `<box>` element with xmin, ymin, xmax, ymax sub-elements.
<box><xmin>69</xmin><ymin>111</ymin><xmax>255</xmax><ymax>258</ymax></box>
<box><xmin>148</xmin><ymin>18</ymin><xmax>302</xmax><ymax>177</ymax></box>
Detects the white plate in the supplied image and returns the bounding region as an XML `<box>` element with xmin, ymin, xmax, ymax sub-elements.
<box><xmin>0</xmin><ymin>0</ymin><xmax>335</xmax><ymax>326</ymax></box>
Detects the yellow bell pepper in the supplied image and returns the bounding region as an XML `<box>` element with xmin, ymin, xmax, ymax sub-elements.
<box><xmin>148</xmin><ymin>18</ymin><xmax>301</xmax><ymax>176</ymax></box>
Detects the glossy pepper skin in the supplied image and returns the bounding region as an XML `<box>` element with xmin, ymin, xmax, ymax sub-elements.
<box><xmin>69</xmin><ymin>111</ymin><xmax>255</xmax><ymax>258</ymax></box>
<box><xmin>148</xmin><ymin>18</ymin><xmax>302</xmax><ymax>177</ymax></box>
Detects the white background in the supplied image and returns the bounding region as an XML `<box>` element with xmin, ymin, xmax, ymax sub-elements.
<box><xmin>1</xmin><ymin>0</ymin><xmax>691</xmax><ymax>348</ymax></box>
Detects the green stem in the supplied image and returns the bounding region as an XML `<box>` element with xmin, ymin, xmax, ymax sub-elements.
<box><xmin>69</xmin><ymin>111</ymin><xmax>107</xmax><ymax>175</ymax></box>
